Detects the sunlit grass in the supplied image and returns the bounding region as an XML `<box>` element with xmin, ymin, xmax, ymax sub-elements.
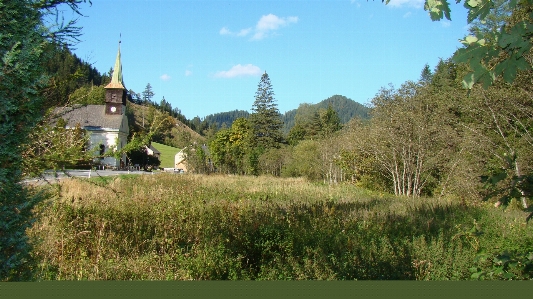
<box><xmin>151</xmin><ymin>142</ymin><xmax>180</xmax><ymax>168</ymax></box>
<box><xmin>28</xmin><ymin>174</ymin><xmax>533</xmax><ymax>280</ymax></box>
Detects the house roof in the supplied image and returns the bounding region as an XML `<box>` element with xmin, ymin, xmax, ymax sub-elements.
<box><xmin>148</xmin><ymin>144</ymin><xmax>161</xmax><ymax>154</ymax></box>
<box><xmin>105</xmin><ymin>42</ymin><xmax>125</xmax><ymax>90</ymax></box>
<box><xmin>53</xmin><ymin>105</ymin><xmax>126</xmax><ymax>131</ymax></box>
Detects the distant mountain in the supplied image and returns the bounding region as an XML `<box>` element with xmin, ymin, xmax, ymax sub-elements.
<box><xmin>281</xmin><ymin>95</ymin><xmax>370</xmax><ymax>134</ymax></box>
<box><xmin>203</xmin><ymin>110</ymin><xmax>250</xmax><ymax>129</ymax></box>
<box><xmin>201</xmin><ymin>95</ymin><xmax>370</xmax><ymax>134</ymax></box>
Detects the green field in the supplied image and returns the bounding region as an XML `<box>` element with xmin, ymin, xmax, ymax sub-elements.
<box><xmin>28</xmin><ymin>174</ymin><xmax>533</xmax><ymax>280</ymax></box>
<box><xmin>152</xmin><ymin>142</ymin><xmax>180</xmax><ymax>168</ymax></box>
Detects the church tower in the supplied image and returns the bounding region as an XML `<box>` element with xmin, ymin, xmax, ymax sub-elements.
<box><xmin>104</xmin><ymin>41</ymin><xmax>126</xmax><ymax>115</ymax></box>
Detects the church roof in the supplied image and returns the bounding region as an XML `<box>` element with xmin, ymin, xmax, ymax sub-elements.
<box><xmin>105</xmin><ymin>42</ymin><xmax>125</xmax><ymax>90</ymax></box>
<box><xmin>53</xmin><ymin>105</ymin><xmax>126</xmax><ymax>132</ymax></box>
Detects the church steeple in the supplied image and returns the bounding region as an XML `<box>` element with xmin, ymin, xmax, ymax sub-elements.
<box><xmin>105</xmin><ymin>40</ymin><xmax>126</xmax><ymax>115</ymax></box>
<box><xmin>105</xmin><ymin>41</ymin><xmax>125</xmax><ymax>90</ymax></box>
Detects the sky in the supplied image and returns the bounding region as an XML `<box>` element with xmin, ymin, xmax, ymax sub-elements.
<box><xmin>67</xmin><ymin>0</ymin><xmax>470</xmax><ymax>119</ymax></box>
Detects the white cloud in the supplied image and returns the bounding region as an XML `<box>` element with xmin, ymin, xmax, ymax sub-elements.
<box><xmin>219</xmin><ymin>27</ymin><xmax>231</xmax><ymax>35</ymax></box>
<box><xmin>220</xmin><ymin>14</ymin><xmax>298</xmax><ymax>41</ymax></box>
<box><xmin>253</xmin><ymin>14</ymin><xmax>298</xmax><ymax>40</ymax></box>
<box><xmin>403</xmin><ymin>12</ymin><xmax>412</xmax><ymax>18</ymax></box>
<box><xmin>185</xmin><ymin>70</ymin><xmax>192</xmax><ymax>77</ymax></box>
<box><xmin>387</xmin><ymin>0</ymin><xmax>424</xmax><ymax>8</ymax></box>
<box><xmin>214</xmin><ymin>64</ymin><xmax>261</xmax><ymax>78</ymax></box>
<box><xmin>441</xmin><ymin>21</ymin><xmax>451</xmax><ymax>28</ymax></box>
<box><xmin>237</xmin><ymin>28</ymin><xmax>252</xmax><ymax>37</ymax></box>
<box><xmin>160</xmin><ymin>74</ymin><xmax>171</xmax><ymax>81</ymax></box>
<box><xmin>219</xmin><ymin>26</ymin><xmax>252</xmax><ymax>37</ymax></box>
<box><xmin>350</xmin><ymin>0</ymin><xmax>362</xmax><ymax>8</ymax></box>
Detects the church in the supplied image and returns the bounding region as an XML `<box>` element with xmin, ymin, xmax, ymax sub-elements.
<box><xmin>54</xmin><ymin>42</ymin><xmax>129</xmax><ymax>168</ymax></box>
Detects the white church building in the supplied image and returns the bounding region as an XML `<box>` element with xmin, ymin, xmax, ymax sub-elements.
<box><xmin>54</xmin><ymin>43</ymin><xmax>129</xmax><ymax>168</ymax></box>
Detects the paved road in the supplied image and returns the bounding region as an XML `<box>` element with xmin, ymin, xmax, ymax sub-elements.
<box><xmin>23</xmin><ymin>169</ymin><xmax>156</xmax><ymax>185</ymax></box>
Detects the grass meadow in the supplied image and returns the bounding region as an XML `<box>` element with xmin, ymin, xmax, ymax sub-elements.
<box><xmin>151</xmin><ymin>142</ymin><xmax>180</xmax><ymax>168</ymax></box>
<box><xmin>27</xmin><ymin>174</ymin><xmax>533</xmax><ymax>280</ymax></box>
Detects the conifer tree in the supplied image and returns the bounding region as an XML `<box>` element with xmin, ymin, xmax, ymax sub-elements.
<box><xmin>0</xmin><ymin>0</ymin><xmax>89</xmax><ymax>281</ymax></box>
<box><xmin>250</xmin><ymin>72</ymin><xmax>283</xmax><ymax>149</ymax></box>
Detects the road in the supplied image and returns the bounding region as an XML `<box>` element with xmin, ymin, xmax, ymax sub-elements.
<box><xmin>23</xmin><ymin>169</ymin><xmax>157</xmax><ymax>185</ymax></box>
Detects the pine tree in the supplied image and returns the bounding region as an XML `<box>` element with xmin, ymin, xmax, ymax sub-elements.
<box><xmin>142</xmin><ymin>83</ymin><xmax>155</xmax><ymax>104</ymax></box>
<box><xmin>0</xmin><ymin>0</ymin><xmax>89</xmax><ymax>281</ymax></box>
<box><xmin>250</xmin><ymin>72</ymin><xmax>283</xmax><ymax>149</ymax></box>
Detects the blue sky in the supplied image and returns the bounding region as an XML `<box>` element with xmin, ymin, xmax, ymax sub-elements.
<box><xmin>69</xmin><ymin>0</ymin><xmax>470</xmax><ymax>119</ymax></box>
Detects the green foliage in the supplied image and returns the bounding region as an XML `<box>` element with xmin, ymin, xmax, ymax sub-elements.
<box><xmin>22</xmin><ymin>121</ymin><xmax>93</xmax><ymax>177</ymax></box>
<box><xmin>41</xmin><ymin>43</ymin><xmax>104</xmax><ymax>107</ymax></box>
<box><xmin>250</xmin><ymin>72</ymin><xmax>283</xmax><ymax>149</ymax></box>
<box><xmin>286</xmin><ymin>104</ymin><xmax>342</xmax><ymax>145</ymax></box>
<box><xmin>68</xmin><ymin>85</ymin><xmax>106</xmax><ymax>105</ymax></box>
<box><xmin>402</xmin><ymin>0</ymin><xmax>533</xmax><ymax>89</ymax></box>
<box><xmin>282</xmin><ymin>140</ymin><xmax>322</xmax><ymax>181</ymax></box>
<box><xmin>184</xmin><ymin>144</ymin><xmax>212</xmax><ymax>174</ymax></box>
<box><xmin>209</xmin><ymin>118</ymin><xmax>255</xmax><ymax>174</ymax></box>
<box><xmin>282</xmin><ymin>95</ymin><xmax>370</xmax><ymax>134</ymax></box>
<box><xmin>203</xmin><ymin>110</ymin><xmax>250</xmax><ymax>130</ymax></box>
<box><xmin>0</xmin><ymin>0</ymin><xmax>89</xmax><ymax>281</ymax></box>
<box><xmin>471</xmin><ymin>250</ymin><xmax>533</xmax><ymax>279</ymax></box>
<box><xmin>27</xmin><ymin>174</ymin><xmax>533</xmax><ymax>280</ymax></box>
<box><xmin>141</xmin><ymin>83</ymin><xmax>155</xmax><ymax>104</ymax></box>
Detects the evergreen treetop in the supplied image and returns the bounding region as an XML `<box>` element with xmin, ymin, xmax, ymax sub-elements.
<box><xmin>250</xmin><ymin>72</ymin><xmax>283</xmax><ymax>149</ymax></box>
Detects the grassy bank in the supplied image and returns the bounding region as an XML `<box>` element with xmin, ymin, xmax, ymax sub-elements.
<box><xmin>28</xmin><ymin>174</ymin><xmax>533</xmax><ymax>280</ymax></box>
<box><xmin>151</xmin><ymin>142</ymin><xmax>180</xmax><ymax>168</ymax></box>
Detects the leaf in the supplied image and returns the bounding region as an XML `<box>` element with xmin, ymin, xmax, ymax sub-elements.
<box><xmin>467</xmin><ymin>0</ymin><xmax>482</xmax><ymax>7</ymax></box>
<box><xmin>462</xmin><ymin>72</ymin><xmax>476</xmax><ymax>89</ymax></box>
<box><xmin>464</xmin><ymin>35</ymin><xmax>479</xmax><ymax>44</ymax></box>
<box><xmin>453</xmin><ymin>44</ymin><xmax>487</xmax><ymax>64</ymax></box>
<box><xmin>426</xmin><ymin>0</ymin><xmax>452</xmax><ymax>21</ymax></box>
<box><xmin>465</xmin><ymin>0</ymin><xmax>494</xmax><ymax>23</ymax></box>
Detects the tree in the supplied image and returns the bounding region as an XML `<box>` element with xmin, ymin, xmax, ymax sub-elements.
<box><xmin>69</xmin><ymin>85</ymin><xmax>106</xmax><ymax>105</ymax></box>
<box><xmin>249</xmin><ymin>72</ymin><xmax>283</xmax><ymax>150</ymax></box>
<box><xmin>0</xmin><ymin>0</ymin><xmax>89</xmax><ymax>281</ymax></box>
<box><xmin>142</xmin><ymin>83</ymin><xmax>155</xmax><ymax>104</ymax></box>
<box><xmin>419</xmin><ymin>63</ymin><xmax>434</xmax><ymax>85</ymax></box>
<box><xmin>141</xmin><ymin>83</ymin><xmax>155</xmax><ymax>127</ymax></box>
<box><xmin>209</xmin><ymin>118</ymin><xmax>255</xmax><ymax>174</ymax></box>
<box><xmin>319</xmin><ymin>105</ymin><xmax>342</xmax><ymax>138</ymax></box>
<box><xmin>393</xmin><ymin>0</ymin><xmax>533</xmax><ymax>89</ymax></box>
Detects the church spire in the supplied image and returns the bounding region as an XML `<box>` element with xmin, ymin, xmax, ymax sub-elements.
<box><xmin>105</xmin><ymin>40</ymin><xmax>125</xmax><ymax>90</ymax></box>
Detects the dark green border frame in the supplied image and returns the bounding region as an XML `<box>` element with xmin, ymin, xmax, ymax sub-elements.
<box><xmin>2</xmin><ymin>281</ymin><xmax>531</xmax><ymax>299</ymax></box>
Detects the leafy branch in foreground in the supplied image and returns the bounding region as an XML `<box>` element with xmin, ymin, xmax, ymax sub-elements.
<box><xmin>384</xmin><ymin>0</ymin><xmax>533</xmax><ymax>89</ymax></box>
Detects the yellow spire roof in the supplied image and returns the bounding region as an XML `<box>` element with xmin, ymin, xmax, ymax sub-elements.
<box><xmin>105</xmin><ymin>41</ymin><xmax>125</xmax><ymax>89</ymax></box>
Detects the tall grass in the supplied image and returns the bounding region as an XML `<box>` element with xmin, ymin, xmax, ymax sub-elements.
<box><xmin>28</xmin><ymin>174</ymin><xmax>533</xmax><ymax>280</ymax></box>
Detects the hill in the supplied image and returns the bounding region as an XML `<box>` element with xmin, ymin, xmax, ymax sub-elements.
<box><xmin>126</xmin><ymin>101</ymin><xmax>205</xmax><ymax>148</ymax></box>
<box><xmin>281</xmin><ymin>95</ymin><xmax>370</xmax><ymax>134</ymax></box>
<box><xmin>203</xmin><ymin>110</ymin><xmax>250</xmax><ymax>129</ymax></box>
<box><xmin>202</xmin><ymin>95</ymin><xmax>370</xmax><ymax>134</ymax></box>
